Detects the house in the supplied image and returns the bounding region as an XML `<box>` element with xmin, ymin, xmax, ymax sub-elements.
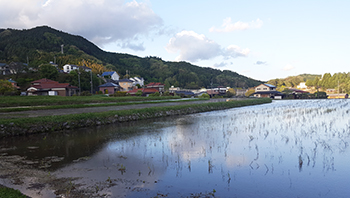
<box><xmin>119</xmin><ymin>79</ymin><xmax>134</xmax><ymax>91</ymax></box>
<box><xmin>0</xmin><ymin>62</ymin><xmax>28</xmax><ymax>75</ymax></box>
<box><xmin>63</xmin><ymin>64</ymin><xmax>92</xmax><ymax>73</ymax></box>
<box><xmin>101</xmin><ymin>71</ymin><xmax>120</xmax><ymax>81</ymax></box>
<box><xmin>207</xmin><ymin>87</ymin><xmax>227</xmax><ymax>97</ymax></box>
<box><xmin>8</xmin><ymin>79</ymin><xmax>20</xmax><ymax>90</ymax></box>
<box><xmin>127</xmin><ymin>88</ymin><xmax>159</xmax><ymax>96</ymax></box>
<box><xmin>235</xmin><ymin>89</ymin><xmax>248</xmax><ymax>96</ymax></box>
<box><xmin>297</xmin><ymin>82</ymin><xmax>308</xmax><ymax>89</ymax></box>
<box><xmin>145</xmin><ymin>82</ymin><xmax>165</xmax><ymax>93</ymax></box>
<box><xmin>285</xmin><ymin>88</ymin><xmax>309</xmax><ymax>99</ymax></box>
<box><xmin>0</xmin><ymin>63</ymin><xmax>10</xmax><ymax>75</ymax></box>
<box><xmin>253</xmin><ymin>83</ymin><xmax>284</xmax><ymax>99</ymax></box>
<box><xmin>328</xmin><ymin>94</ymin><xmax>348</xmax><ymax>99</ymax></box>
<box><xmin>27</xmin><ymin>78</ymin><xmax>78</xmax><ymax>96</ymax></box>
<box><xmin>129</xmin><ymin>77</ymin><xmax>144</xmax><ymax>87</ymax></box>
<box><xmin>174</xmin><ymin>90</ymin><xmax>195</xmax><ymax>97</ymax></box>
<box><xmin>98</xmin><ymin>82</ymin><xmax>120</xmax><ymax>94</ymax></box>
<box><xmin>169</xmin><ymin>86</ymin><xmax>180</xmax><ymax>94</ymax></box>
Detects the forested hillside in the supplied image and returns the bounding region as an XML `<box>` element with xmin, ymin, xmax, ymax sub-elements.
<box><xmin>0</xmin><ymin>26</ymin><xmax>262</xmax><ymax>89</ymax></box>
<box><xmin>266</xmin><ymin>74</ymin><xmax>321</xmax><ymax>88</ymax></box>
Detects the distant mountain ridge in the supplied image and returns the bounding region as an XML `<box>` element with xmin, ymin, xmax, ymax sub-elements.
<box><xmin>0</xmin><ymin>26</ymin><xmax>262</xmax><ymax>88</ymax></box>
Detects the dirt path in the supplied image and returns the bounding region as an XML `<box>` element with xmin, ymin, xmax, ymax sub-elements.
<box><xmin>0</xmin><ymin>98</ymin><xmax>233</xmax><ymax>119</ymax></box>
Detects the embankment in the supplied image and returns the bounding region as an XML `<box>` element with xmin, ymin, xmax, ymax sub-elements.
<box><xmin>0</xmin><ymin>98</ymin><xmax>271</xmax><ymax>138</ymax></box>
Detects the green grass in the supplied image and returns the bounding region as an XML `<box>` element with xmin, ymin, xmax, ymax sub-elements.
<box><xmin>0</xmin><ymin>95</ymin><xmax>181</xmax><ymax>107</ymax></box>
<box><xmin>0</xmin><ymin>186</ymin><xmax>27</xmax><ymax>198</ymax></box>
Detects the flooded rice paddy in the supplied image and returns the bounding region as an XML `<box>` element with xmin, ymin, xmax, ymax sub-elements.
<box><xmin>1</xmin><ymin>99</ymin><xmax>350</xmax><ymax>197</ymax></box>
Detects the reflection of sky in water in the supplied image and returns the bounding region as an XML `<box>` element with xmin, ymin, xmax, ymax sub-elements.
<box><xmin>55</xmin><ymin>100</ymin><xmax>350</xmax><ymax>197</ymax></box>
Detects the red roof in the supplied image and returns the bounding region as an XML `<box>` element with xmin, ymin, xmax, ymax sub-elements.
<box><xmin>146</xmin><ymin>82</ymin><xmax>165</xmax><ymax>87</ymax></box>
<box><xmin>30</xmin><ymin>78</ymin><xmax>78</xmax><ymax>89</ymax></box>
<box><xmin>128</xmin><ymin>88</ymin><xmax>159</xmax><ymax>94</ymax></box>
<box><xmin>32</xmin><ymin>78</ymin><xmax>58</xmax><ymax>84</ymax></box>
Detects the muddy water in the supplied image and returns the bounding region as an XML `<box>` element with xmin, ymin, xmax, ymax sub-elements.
<box><xmin>1</xmin><ymin>99</ymin><xmax>350</xmax><ymax>197</ymax></box>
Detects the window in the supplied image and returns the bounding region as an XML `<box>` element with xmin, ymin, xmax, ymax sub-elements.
<box><xmin>263</xmin><ymin>88</ymin><xmax>267</xmax><ymax>90</ymax></box>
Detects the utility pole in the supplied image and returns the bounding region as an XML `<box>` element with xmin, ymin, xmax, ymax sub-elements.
<box><xmin>90</xmin><ymin>70</ymin><xmax>93</xmax><ymax>94</ymax></box>
<box><xmin>78</xmin><ymin>71</ymin><xmax>81</xmax><ymax>96</ymax></box>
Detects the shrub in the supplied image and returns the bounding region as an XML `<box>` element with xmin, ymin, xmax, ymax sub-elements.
<box><xmin>149</xmin><ymin>92</ymin><xmax>160</xmax><ymax>97</ymax></box>
<box><xmin>135</xmin><ymin>90</ymin><xmax>143</xmax><ymax>96</ymax></box>
<box><xmin>112</xmin><ymin>91</ymin><xmax>128</xmax><ymax>97</ymax></box>
<box><xmin>199</xmin><ymin>93</ymin><xmax>210</xmax><ymax>98</ymax></box>
<box><xmin>162</xmin><ymin>91</ymin><xmax>170</xmax><ymax>96</ymax></box>
<box><xmin>80</xmin><ymin>91</ymin><xmax>92</xmax><ymax>96</ymax></box>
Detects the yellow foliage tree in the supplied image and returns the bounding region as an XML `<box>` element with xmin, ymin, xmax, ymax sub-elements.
<box><xmin>245</xmin><ymin>89</ymin><xmax>256</xmax><ymax>97</ymax></box>
<box><xmin>79</xmin><ymin>60</ymin><xmax>111</xmax><ymax>74</ymax></box>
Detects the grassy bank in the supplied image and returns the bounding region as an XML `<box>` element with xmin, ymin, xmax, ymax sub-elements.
<box><xmin>0</xmin><ymin>95</ymin><xmax>181</xmax><ymax>107</ymax></box>
<box><xmin>0</xmin><ymin>98</ymin><xmax>207</xmax><ymax>113</ymax></box>
<box><xmin>0</xmin><ymin>185</ymin><xmax>28</xmax><ymax>198</ymax></box>
<box><xmin>0</xmin><ymin>98</ymin><xmax>272</xmax><ymax>137</ymax></box>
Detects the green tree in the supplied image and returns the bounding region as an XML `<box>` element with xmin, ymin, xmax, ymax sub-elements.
<box><xmin>39</xmin><ymin>64</ymin><xmax>59</xmax><ymax>80</ymax></box>
<box><xmin>0</xmin><ymin>80</ymin><xmax>15</xmax><ymax>95</ymax></box>
<box><xmin>135</xmin><ymin>90</ymin><xmax>143</xmax><ymax>96</ymax></box>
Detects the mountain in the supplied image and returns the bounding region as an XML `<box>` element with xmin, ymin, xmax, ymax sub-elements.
<box><xmin>0</xmin><ymin>26</ymin><xmax>262</xmax><ymax>89</ymax></box>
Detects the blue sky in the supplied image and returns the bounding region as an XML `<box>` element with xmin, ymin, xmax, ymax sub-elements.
<box><xmin>1</xmin><ymin>0</ymin><xmax>349</xmax><ymax>81</ymax></box>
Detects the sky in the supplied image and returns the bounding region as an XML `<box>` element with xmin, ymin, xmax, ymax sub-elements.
<box><xmin>1</xmin><ymin>0</ymin><xmax>350</xmax><ymax>81</ymax></box>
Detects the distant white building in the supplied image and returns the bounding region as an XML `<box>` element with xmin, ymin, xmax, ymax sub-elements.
<box><xmin>297</xmin><ymin>82</ymin><xmax>307</xmax><ymax>89</ymax></box>
<box><xmin>101</xmin><ymin>71</ymin><xmax>120</xmax><ymax>81</ymax></box>
<box><xmin>63</xmin><ymin>64</ymin><xmax>92</xmax><ymax>73</ymax></box>
<box><xmin>129</xmin><ymin>77</ymin><xmax>144</xmax><ymax>87</ymax></box>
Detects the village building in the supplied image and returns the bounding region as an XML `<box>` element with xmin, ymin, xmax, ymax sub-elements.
<box><xmin>145</xmin><ymin>82</ymin><xmax>165</xmax><ymax>93</ymax></box>
<box><xmin>8</xmin><ymin>79</ymin><xmax>20</xmax><ymax>90</ymax></box>
<box><xmin>26</xmin><ymin>78</ymin><xmax>78</xmax><ymax>96</ymax></box>
<box><xmin>98</xmin><ymin>82</ymin><xmax>120</xmax><ymax>94</ymax></box>
<box><xmin>129</xmin><ymin>77</ymin><xmax>144</xmax><ymax>87</ymax></box>
<box><xmin>63</xmin><ymin>64</ymin><xmax>92</xmax><ymax>73</ymax></box>
<box><xmin>118</xmin><ymin>79</ymin><xmax>134</xmax><ymax>91</ymax></box>
<box><xmin>253</xmin><ymin>83</ymin><xmax>284</xmax><ymax>99</ymax></box>
<box><xmin>297</xmin><ymin>82</ymin><xmax>308</xmax><ymax>90</ymax></box>
<box><xmin>235</xmin><ymin>89</ymin><xmax>248</xmax><ymax>96</ymax></box>
<box><xmin>127</xmin><ymin>88</ymin><xmax>159</xmax><ymax>96</ymax></box>
<box><xmin>328</xmin><ymin>94</ymin><xmax>348</xmax><ymax>99</ymax></box>
<box><xmin>101</xmin><ymin>71</ymin><xmax>120</xmax><ymax>81</ymax></box>
<box><xmin>207</xmin><ymin>87</ymin><xmax>227</xmax><ymax>97</ymax></box>
<box><xmin>0</xmin><ymin>63</ymin><xmax>10</xmax><ymax>75</ymax></box>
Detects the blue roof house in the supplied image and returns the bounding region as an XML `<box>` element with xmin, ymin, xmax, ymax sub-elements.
<box><xmin>101</xmin><ymin>71</ymin><xmax>120</xmax><ymax>81</ymax></box>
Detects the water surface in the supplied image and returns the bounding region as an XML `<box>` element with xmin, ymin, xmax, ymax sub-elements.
<box><xmin>1</xmin><ymin>99</ymin><xmax>350</xmax><ymax>197</ymax></box>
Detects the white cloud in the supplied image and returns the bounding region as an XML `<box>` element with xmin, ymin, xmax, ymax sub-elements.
<box><xmin>166</xmin><ymin>30</ymin><xmax>249</xmax><ymax>62</ymax></box>
<box><xmin>255</xmin><ymin>61</ymin><xmax>267</xmax><ymax>65</ymax></box>
<box><xmin>283</xmin><ymin>64</ymin><xmax>295</xmax><ymax>71</ymax></box>
<box><xmin>225</xmin><ymin>45</ymin><xmax>250</xmax><ymax>58</ymax></box>
<box><xmin>166</xmin><ymin>30</ymin><xmax>221</xmax><ymax>62</ymax></box>
<box><xmin>0</xmin><ymin>0</ymin><xmax>163</xmax><ymax>49</ymax></box>
<box><xmin>210</xmin><ymin>18</ymin><xmax>263</xmax><ymax>33</ymax></box>
<box><xmin>214</xmin><ymin>62</ymin><xmax>227</xmax><ymax>68</ymax></box>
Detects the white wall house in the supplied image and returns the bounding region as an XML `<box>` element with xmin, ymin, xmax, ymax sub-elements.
<box><xmin>253</xmin><ymin>83</ymin><xmax>283</xmax><ymax>99</ymax></box>
<box><xmin>129</xmin><ymin>77</ymin><xmax>144</xmax><ymax>87</ymax></box>
<box><xmin>297</xmin><ymin>82</ymin><xmax>307</xmax><ymax>89</ymax></box>
<box><xmin>63</xmin><ymin>64</ymin><xmax>92</xmax><ymax>73</ymax></box>
<box><xmin>101</xmin><ymin>71</ymin><xmax>120</xmax><ymax>81</ymax></box>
